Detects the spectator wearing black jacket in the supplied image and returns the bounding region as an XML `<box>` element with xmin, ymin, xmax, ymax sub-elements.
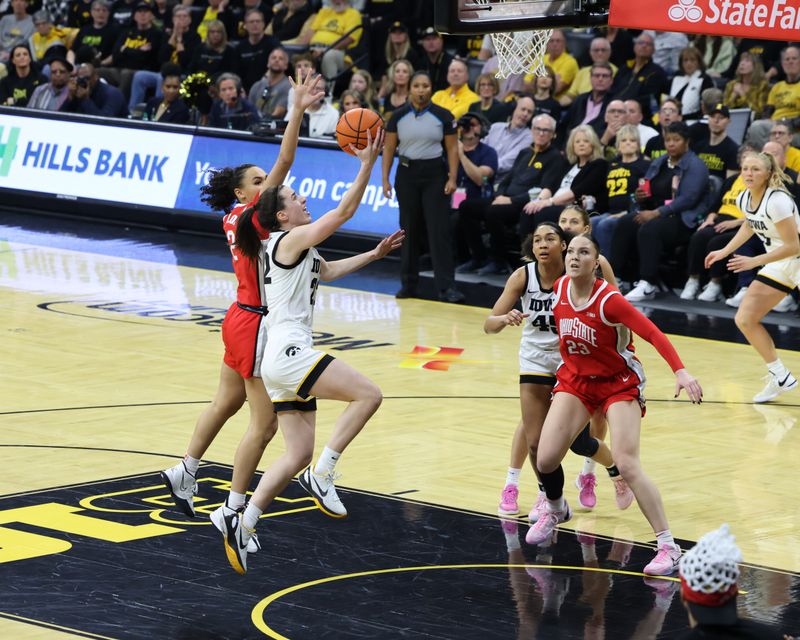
<box><xmin>187</xmin><ymin>19</ymin><xmax>239</xmax><ymax>80</ymax></box>
<box><xmin>68</xmin><ymin>0</ymin><xmax>95</xmax><ymax>28</ymax></box>
<box><xmin>207</xmin><ymin>72</ymin><xmax>259</xmax><ymax>130</ymax></box>
<box><xmin>560</xmin><ymin>61</ymin><xmax>614</xmax><ymax>142</ymax></box>
<box><xmin>267</xmin><ymin>0</ymin><xmax>312</xmax><ymax>42</ymax></box>
<box><xmin>415</xmin><ymin>27</ymin><xmax>453</xmax><ymax>92</ymax></box>
<box><xmin>237</xmin><ymin>9</ymin><xmax>279</xmax><ymax>92</ymax></box>
<box><xmin>144</xmin><ymin>63</ymin><xmax>189</xmax><ymax>122</ymax></box>
<box><xmin>612</xmin><ymin>31</ymin><xmax>667</xmax><ymax>113</ymax></box>
<box><xmin>0</xmin><ymin>43</ymin><xmax>46</xmax><ymax>106</ymax></box>
<box><xmin>110</xmin><ymin>0</ymin><xmax>138</xmax><ymax>28</ymax></box>
<box><xmin>108</xmin><ymin>1</ymin><xmax>163</xmax><ymax>98</ymax></box>
<box><xmin>71</xmin><ymin>0</ymin><xmax>118</xmax><ymax>67</ymax></box>
<box><xmin>60</xmin><ymin>61</ymin><xmax>128</xmax><ymax>116</ymax></box>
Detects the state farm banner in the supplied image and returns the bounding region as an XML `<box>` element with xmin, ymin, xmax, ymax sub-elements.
<box><xmin>609</xmin><ymin>0</ymin><xmax>800</xmax><ymax>41</ymax></box>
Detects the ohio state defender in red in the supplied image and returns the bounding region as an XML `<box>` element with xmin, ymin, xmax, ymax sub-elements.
<box><xmin>528</xmin><ymin>234</ymin><xmax>703</xmax><ymax>577</ymax></box>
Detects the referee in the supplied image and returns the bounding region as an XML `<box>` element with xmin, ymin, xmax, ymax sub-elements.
<box><xmin>382</xmin><ymin>70</ymin><xmax>464</xmax><ymax>303</ymax></box>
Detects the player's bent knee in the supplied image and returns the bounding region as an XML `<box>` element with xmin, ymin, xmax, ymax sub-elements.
<box><xmin>612</xmin><ymin>455</ymin><xmax>639</xmax><ymax>479</ymax></box>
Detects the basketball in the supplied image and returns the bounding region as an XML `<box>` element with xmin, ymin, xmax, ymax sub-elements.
<box><xmin>336</xmin><ymin>108</ymin><xmax>383</xmax><ymax>155</ymax></box>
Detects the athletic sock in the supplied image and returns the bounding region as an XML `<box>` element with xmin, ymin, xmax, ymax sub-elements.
<box><xmin>767</xmin><ymin>359</ymin><xmax>790</xmax><ymax>380</ymax></box>
<box><xmin>605</xmin><ymin>464</ymin><xmax>621</xmax><ymax>478</ymax></box>
<box><xmin>505</xmin><ymin>467</ymin><xmax>521</xmax><ymax>486</ymax></box>
<box><xmin>581</xmin><ymin>458</ymin><xmax>596</xmax><ymax>476</ymax></box>
<box><xmin>580</xmin><ymin>543</ymin><xmax>597</xmax><ymax>563</ymax></box>
<box><xmin>183</xmin><ymin>455</ymin><xmax>200</xmax><ymax>476</ymax></box>
<box><xmin>242</xmin><ymin>502</ymin><xmax>263</xmax><ymax>531</ymax></box>
<box><xmin>547</xmin><ymin>496</ymin><xmax>566</xmax><ymax>513</ymax></box>
<box><xmin>227</xmin><ymin>491</ymin><xmax>246</xmax><ymax>511</ymax></box>
<box><xmin>314</xmin><ymin>446</ymin><xmax>341</xmax><ymax>475</ymax></box>
<box><xmin>655</xmin><ymin>529</ymin><xmax>676</xmax><ymax>549</ymax></box>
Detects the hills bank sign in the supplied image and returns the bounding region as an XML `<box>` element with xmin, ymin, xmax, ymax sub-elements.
<box><xmin>611</xmin><ymin>0</ymin><xmax>799</xmax><ymax>39</ymax></box>
<box><xmin>0</xmin><ymin>115</ymin><xmax>192</xmax><ymax>208</ymax></box>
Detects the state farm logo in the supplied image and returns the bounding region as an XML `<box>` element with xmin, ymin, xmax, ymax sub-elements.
<box><xmin>669</xmin><ymin>0</ymin><xmax>703</xmax><ymax>22</ymax></box>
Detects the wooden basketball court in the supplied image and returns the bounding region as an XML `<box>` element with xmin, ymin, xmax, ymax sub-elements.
<box><xmin>1</xmin><ymin>221</ymin><xmax>799</xmax><ymax>638</ymax></box>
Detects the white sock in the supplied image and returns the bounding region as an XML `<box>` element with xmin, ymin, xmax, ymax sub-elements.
<box><xmin>227</xmin><ymin>490</ymin><xmax>246</xmax><ymax>510</ymax></box>
<box><xmin>547</xmin><ymin>496</ymin><xmax>565</xmax><ymax>513</ymax></box>
<box><xmin>581</xmin><ymin>544</ymin><xmax>597</xmax><ymax>563</ymax></box>
<box><xmin>655</xmin><ymin>529</ymin><xmax>676</xmax><ymax>549</ymax></box>
<box><xmin>505</xmin><ymin>467</ymin><xmax>521</xmax><ymax>486</ymax></box>
<box><xmin>242</xmin><ymin>502</ymin><xmax>263</xmax><ymax>531</ymax></box>
<box><xmin>581</xmin><ymin>458</ymin><xmax>596</xmax><ymax>476</ymax></box>
<box><xmin>183</xmin><ymin>455</ymin><xmax>200</xmax><ymax>476</ymax></box>
<box><xmin>767</xmin><ymin>359</ymin><xmax>789</xmax><ymax>379</ymax></box>
<box><xmin>314</xmin><ymin>446</ymin><xmax>341</xmax><ymax>475</ymax></box>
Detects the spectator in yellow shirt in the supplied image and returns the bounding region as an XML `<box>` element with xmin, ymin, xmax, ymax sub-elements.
<box><xmin>768</xmin><ymin>120</ymin><xmax>800</xmax><ymax>174</ymax></box>
<box><xmin>765</xmin><ymin>45</ymin><xmax>800</xmax><ymax>121</ymax></box>
<box><xmin>28</xmin><ymin>10</ymin><xmax>76</xmax><ymax>67</ymax></box>
<box><xmin>295</xmin><ymin>0</ymin><xmax>362</xmax><ymax>82</ymax></box>
<box><xmin>431</xmin><ymin>58</ymin><xmax>479</xmax><ymax>119</ymax></box>
<box><xmin>524</xmin><ymin>30</ymin><xmax>577</xmax><ymax>100</ymax></box>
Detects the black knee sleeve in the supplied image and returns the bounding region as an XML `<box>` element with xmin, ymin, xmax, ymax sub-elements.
<box><xmin>569</xmin><ymin>424</ymin><xmax>600</xmax><ymax>457</ymax></box>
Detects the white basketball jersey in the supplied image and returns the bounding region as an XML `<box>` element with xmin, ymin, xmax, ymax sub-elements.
<box><xmin>737</xmin><ymin>187</ymin><xmax>800</xmax><ymax>252</ymax></box>
<box><xmin>262</xmin><ymin>231</ymin><xmax>322</xmax><ymax>332</ymax></box>
<box><xmin>520</xmin><ymin>262</ymin><xmax>560</xmax><ymax>360</ymax></box>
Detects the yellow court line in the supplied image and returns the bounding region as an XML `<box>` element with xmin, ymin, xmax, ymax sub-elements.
<box><xmin>0</xmin><ymin>611</ymin><xmax>117</xmax><ymax>640</ymax></box>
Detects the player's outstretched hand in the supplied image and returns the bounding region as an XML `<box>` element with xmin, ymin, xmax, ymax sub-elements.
<box><xmin>503</xmin><ymin>310</ymin><xmax>529</xmax><ymax>326</ymax></box>
<box><xmin>291</xmin><ymin>72</ymin><xmax>325</xmax><ymax>112</ymax></box>
<box><xmin>373</xmin><ymin>229</ymin><xmax>405</xmax><ymax>259</ymax></box>
<box><xmin>351</xmin><ymin>128</ymin><xmax>384</xmax><ymax>166</ymax></box>
<box><xmin>704</xmin><ymin>249</ymin><xmax>727</xmax><ymax>270</ymax></box>
<box><xmin>674</xmin><ymin>368</ymin><xmax>702</xmax><ymax>404</ymax></box>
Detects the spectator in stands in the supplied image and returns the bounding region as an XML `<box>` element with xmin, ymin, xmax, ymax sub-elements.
<box><xmin>143</xmin><ymin>62</ymin><xmax>189</xmax><ymax>122</ymax></box>
<box><xmin>248</xmin><ymin>45</ymin><xmax>290</xmax><ymax>120</ymax></box>
<box><xmin>692</xmin><ymin>35</ymin><xmax>736</xmax><ymax>80</ymax></box>
<box><xmin>484</xmin><ymin>95</ymin><xmax>533</xmax><ymax>183</ymax></box>
<box><xmin>526</xmin><ymin>65</ymin><xmax>561</xmax><ymax>122</ymax></box>
<box><xmin>598</xmin><ymin>98</ymin><xmax>627</xmax><ymax>154</ymax></box>
<box><xmin>460</xmin><ymin>113</ymin><xmax>567</xmax><ymax>276</ymax></box>
<box><xmin>110</xmin><ymin>0</ymin><xmax>137</xmax><ymax>29</ymax></box>
<box><xmin>60</xmin><ymin>61</ymin><xmax>128</xmax><ymax>116</ymax></box>
<box><xmin>613</xmin><ymin>121</ymin><xmax>709</xmax><ymax>301</ymax></box>
<box><xmin>644</xmin><ymin>97</ymin><xmax>682</xmax><ymax>160</ymax></box>
<box><xmin>364</xmin><ymin>0</ymin><xmax>414</xmax><ymax>78</ymax></box>
<box><xmin>69</xmin><ymin>0</ymin><xmax>94</xmax><ymax>29</ymax></box>
<box><xmin>0</xmin><ymin>43</ymin><xmax>45</xmax><ymax>105</ymax></box>
<box><xmin>431</xmin><ymin>57</ymin><xmax>479</xmax><ymax>120</ymax></box>
<box><xmin>691</xmin><ymin>104</ymin><xmax>739</xmax><ymax>181</ymax></box>
<box><xmin>27</xmin><ymin>54</ymin><xmax>71</xmax><ymax>109</ymax></box>
<box><xmin>524</xmin><ymin>123</ymin><xmax>608</xmax><ymax>222</ymax></box>
<box><xmin>237</xmin><ymin>10</ymin><xmax>278</xmax><ymax>92</ymax></box>
<box><xmin>466</xmin><ymin>72</ymin><xmax>509</xmax><ymax>124</ymax></box>
<box><xmin>612</xmin><ymin>31</ymin><xmax>667</xmax><ymax>112</ymax></box>
<box><xmin>71</xmin><ymin>0</ymin><xmax>117</xmax><ymax>68</ymax></box>
<box><xmin>29</xmin><ymin>10</ymin><xmax>74</xmax><ymax>69</ymax></box>
<box><xmin>561</xmin><ymin>37</ymin><xmax>617</xmax><ymax>107</ymax></box>
<box><xmin>540</xmin><ymin>29</ymin><xmax>577</xmax><ymax>100</ymax></box>
<box><xmin>680</xmin><ymin>147</ymin><xmax>753</xmax><ymax>303</ymax></box>
<box><xmin>453</xmin><ymin>111</ymin><xmax>498</xmax><ymax>271</ymax></box>
<box><xmin>560</xmin><ymin>61</ymin><xmax>614</xmax><ymax>141</ymax></box>
<box><xmin>338</xmin><ymin>87</ymin><xmax>365</xmax><ymax>113</ymax></box>
<box><xmin>686</xmin><ymin>87</ymin><xmax>723</xmax><ymax>146</ymax></box>
<box><xmin>188</xmin><ymin>20</ymin><xmax>239</xmax><ymax>80</ymax></box>
<box><xmin>624</xmin><ymin>98</ymin><xmax>658</xmax><ymax>149</ymax></box>
<box><xmin>208</xmin><ymin>72</ymin><xmax>259</xmax><ymax>130</ymax></box>
<box><xmin>194</xmin><ymin>0</ymin><xmax>234</xmax><ymax>45</ymax></box>
<box><xmin>670</xmin><ymin>47</ymin><xmax>713</xmax><ymax>121</ymax></box>
<box><xmin>768</xmin><ymin>120</ymin><xmax>800</xmax><ymax>174</ymax></box>
<box><xmin>592</xmin><ymin>124</ymin><xmax>650</xmax><ymax>256</ymax></box>
<box><xmin>603</xmin><ymin>26</ymin><xmax>634</xmax><ymax>70</ymax></box>
<box><xmin>285</xmin><ymin>84</ymin><xmax>338</xmax><ymax>137</ymax></box>
<box><xmin>0</xmin><ymin>0</ymin><xmax>34</xmax><ymax>68</ymax></box>
<box><xmin>733</xmin><ymin>38</ymin><xmax>783</xmax><ymax>81</ymax></box>
<box><xmin>348</xmin><ymin>67</ymin><xmax>378</xmax><ymax>110</ymax></box>
<box><xmin>297</xmin><ymin>0</ymin><xmax>362</xmax><ymax>83</ymax></box>
<box><xmin>765</xmin><ymin>46</ymin><xmax>800</xmax><ymax>121</ymax></box>
<box><xmin>267</xmin><ymin>0</ymin><xmax>312</xmax><ymax>42</ymax></box>
<box><xmin>285</xmin><ymin>50</ymin><xmax>315</xmax><ymax>113</ymax></box>
<box><xmin>109</xmin><ymin>1</ymin><xmax>162</xmax><ymax>98</ymax></box>
<box><xmin>378</xmin><ymin>58</ymin><xmax>411</xmax><ymax>120</ymax></box>
<box><xmin>416</xmin><ymin>27</ymin><xmax>452</xmax><ymax>92</ymax></box>
<box><xmin>723</xmin><ymin>51</ymin><xmax>768</xmax><ymax>117</ymax></box>
<box><xmin>375</xmin><ymin>21</ymin><xmax>417</xmax><ymax>86</ymax></box>
<box><xmin>648</xmin><ymin>30</ymin><xmax>688</xmax><ymax>76</ymax></box>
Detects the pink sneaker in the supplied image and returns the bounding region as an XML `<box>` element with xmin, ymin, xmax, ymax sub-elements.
<box><xmin>525</xmin><ymin>502</ymin><xmax>571</xmax><ymax>545</ymax></box>
<box><xmin>500</xmin><ymin>518</ymin><xmax>519</xmax><ymax>536</ymax></box>
<box><xmin>643</xmin><ymin>544</ymin><xmax>681</xmax><ymax>576</ymax></box>
<box><xmin>575</xmin><ymin>473</ymin><xmax>597</xmax><ymax>509</ymax></box>
<box><xmin>613</xmin><ymin>478</ymin><xmax>634</xmax><ymax>510</ymax></box>
<box><xmin>498</xmin><ymin>484</ymin><xmax>520</xmax><ymax>515</ymax></box>
<box><xmin>528</xmin><ymin>492</ymin><xmax>547</xmax><ymax>522</ymax></box>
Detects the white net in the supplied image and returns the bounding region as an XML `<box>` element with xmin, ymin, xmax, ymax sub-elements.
<box><xmin>490</xmin><ymin>28</ymin><xmax>552</xmax><ymax>79</ymax></box>
<box><xmin>679</xmin><ymin>524</ymin><xmax>742</xmax><ymax>595</ymax></box>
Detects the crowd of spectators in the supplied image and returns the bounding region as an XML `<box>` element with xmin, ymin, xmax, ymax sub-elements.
<box><xmin>0</xmin><ymin>0</ymin><xmax>798</xmax><ymax>305</ymax></box>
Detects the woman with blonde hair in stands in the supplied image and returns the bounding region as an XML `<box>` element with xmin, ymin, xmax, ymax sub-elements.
<box><xmin>467</xmin><ymin>72</ymin><xmax>510</xmax><ymax>124</ymax></box>
<box><xmin>348</xmin><ymin>67</ymin><xmax>378</xmax><ymax>110</ymax></box>
<box><xmin>706</xmin><ymin>151</ymin><xmax>800</xmax><ymax>403</ymax></box>
<box><xmin>378</xmin><ymin>58</ymin><xmax>412</xmax><ymax>120</ymax></box>
<box><xmin>723</xmin><ymin>52</ymin><xmax>769</xmax><ymax>117</ymax></box>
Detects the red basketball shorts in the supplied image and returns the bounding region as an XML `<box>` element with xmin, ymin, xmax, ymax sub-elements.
<box><xmin>221</xmin><ymin>302</ymin><xmax>267</xmax><ymax>379</ymax></box>
<box><xmin>553</xmin><ymin>367</ymin><xmax>646</xmax><ymax>417</ymax></box>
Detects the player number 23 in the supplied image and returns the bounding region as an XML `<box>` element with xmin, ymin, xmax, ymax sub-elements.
<box><xmin>565</xmin><ymin>339</ymin><xmax>591</xmax><ymax>355</ymax></box>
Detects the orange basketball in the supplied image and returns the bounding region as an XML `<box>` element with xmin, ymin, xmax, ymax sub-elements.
<box><xmin>336</xmin><ymin>108</ymin><xmax>383</xmax><ymax>155</ymax></box>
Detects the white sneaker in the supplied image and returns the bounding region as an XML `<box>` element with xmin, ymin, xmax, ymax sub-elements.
<box><xmin>298</xmin><ymin>467</ymin><xmax>347</xmax><ymax>517</ymax></box>
<box><xmin>753</xmin><ymin>371</ymin><xmax>798</xmax><ymax>403</ymax></box>
<box><xmin>625</xmin><ymin>280</ymin><xmax>657</xmax><ymax>302</ymax></box>
<box><xmin>221</xmin><ymin>507</ymin><xmax>253</xmax><ymax>575</ymax></box>
<box><xmin>160</xmin><ymin>462</ymin><xmax>198</xmax><ymax>517</ymax></box>
<box><xmin>772</xmin><ymin>295</ymin><xmax>798</xmax><ymax>313</ymax></box>
<box><xmin>211</xmin><ymin>504</ymin><xmax>260</xmax><ymax>553</ymax></box>
<box><xmin>697</xmin><ymin>281</ymin><xmax>723</xmax><ymax>302</ymax></box>
<box><xmin>679</xmin><ymin>278</ymin><xmax>700</xmax><ymax>300</ymax></box>
<box><xmin>725</xmin><ymin>287</ymin><xmax>748</xmax><ymax>308</ymax></box>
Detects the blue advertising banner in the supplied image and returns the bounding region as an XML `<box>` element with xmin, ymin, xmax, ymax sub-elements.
<box><xmin>176</xmin><ymin>135</ymin><xmax>399</xmax><ymax>236</ymax></box>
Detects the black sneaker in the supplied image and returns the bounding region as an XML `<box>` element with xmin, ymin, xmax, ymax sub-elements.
<box><xmin>222</xmin><ymin>507</ymin><xmax>251</xmax><ymax>575</ymax></box>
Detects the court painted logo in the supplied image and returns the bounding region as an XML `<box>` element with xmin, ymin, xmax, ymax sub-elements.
<box><xmin>0</xmin><ymin>125</ymin><xmax>21</xmax><ymax>177</ymax></box>
<box><xmin>400</xmin><ymin>346</ymin><xmax>465</xmax><ymax>371</ymax></box>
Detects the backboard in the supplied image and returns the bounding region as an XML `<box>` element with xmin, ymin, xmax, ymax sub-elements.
<box><xmin>433</xmin><ymin>0</ymin><xmax>610</xmax><ymax>35</ymax></box>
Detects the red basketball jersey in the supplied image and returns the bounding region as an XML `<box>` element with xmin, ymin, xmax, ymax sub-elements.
<box><xmin>553</xmin><ymin>276</ymin><xmax>684</xmax><ymax>379</ymax></box>
<box><xmin>223</xmin><ymin>203</ymin><xmax>268</xmax><ymax>307</ymax></box>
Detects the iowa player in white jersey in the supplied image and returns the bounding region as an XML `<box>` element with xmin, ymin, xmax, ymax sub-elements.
<box><xmin>706</xmin><ymin>152</ymin><xmax>800</xmax><ymax>403</ymax></box>
<box><xmin>485</xmin><ymin>220</ymin><xmax>633</xmax><ymax>538</ymax></box>
<box><xmin>222</xmin><ymin>131</ymin><xmax>405</xmax><ymax>574</ymax></box>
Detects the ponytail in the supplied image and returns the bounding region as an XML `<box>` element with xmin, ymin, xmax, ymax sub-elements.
<box><xmin>235</xmin><ymin>185</ymin><xmax>285</xmax><ymax>260</ymax></box>
<box><xmin>199</xmin><ymin>163</ymin><xmax>256</xmax><ymax>213</ymax></box>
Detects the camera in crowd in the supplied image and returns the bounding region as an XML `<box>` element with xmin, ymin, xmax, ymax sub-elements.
<box><xmin>76</xmin><ymin>77</ymin><xmax>89</xmax><ymax>89</ymax></box>
<box><xmin>457</xmin><ymin>112</ymin><xmax>490</xmax><ymax>138</ymax></box>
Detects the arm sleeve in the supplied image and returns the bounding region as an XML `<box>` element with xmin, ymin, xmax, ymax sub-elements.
<box><xmin>602</xmin><ymin>293</ymin><xmax>685</xmax><ymax>372</ymax></box>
